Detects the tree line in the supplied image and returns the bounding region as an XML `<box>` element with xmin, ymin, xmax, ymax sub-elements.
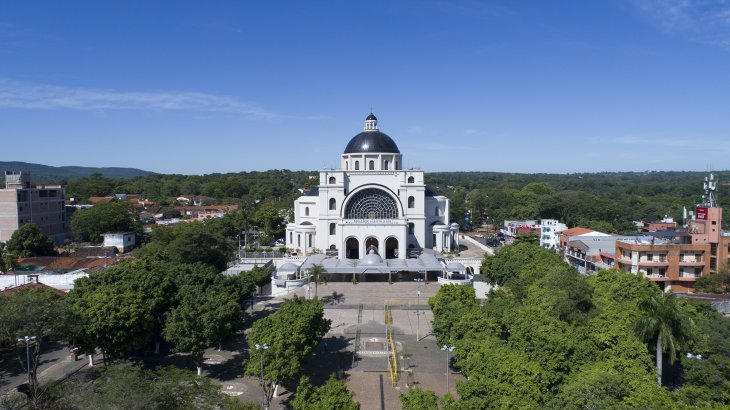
<box><xmin>59</xmin><ymin>169</ymin><xmax>729</xmax><ymax>236</ymax></box>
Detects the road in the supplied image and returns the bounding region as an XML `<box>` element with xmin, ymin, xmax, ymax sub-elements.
<box><xmin>0</xmin><ymin>340</ymin><xmax>91</xmax><ymax>395</ymax></box>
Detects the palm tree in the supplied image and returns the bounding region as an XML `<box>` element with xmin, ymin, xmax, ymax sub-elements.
<box><xmin>307</xmin><ymin>264</ymin><xmax>327</xmax><ymax>299</ymax></box>
<box><xmin>634</xmin><ymin>291</ymin><xmax>695</xmax><ymax>386</ymax></box>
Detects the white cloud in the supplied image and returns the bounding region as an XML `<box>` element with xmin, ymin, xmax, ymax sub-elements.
<box><xmin>632</xmin><ymin>0</ymin><xmax>730</xmax><ymax>49</ymax></box>
<box><xmin>0</xmin><ymin>78</ymin><xmax>273</xmax><ymax>118</ymax></box>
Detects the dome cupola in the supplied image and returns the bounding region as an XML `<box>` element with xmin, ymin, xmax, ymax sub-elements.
<box><xmin>343</xmin><ymin>113</ymin><xmax>400</xmax><ymax>154</ymax></box>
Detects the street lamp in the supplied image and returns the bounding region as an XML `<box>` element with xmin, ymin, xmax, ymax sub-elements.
<box><xmin>18</xmin><ymin>335</ymin><xmax>37</xmax><ymax>387</ymax></box>
<box><xmin>255</xmin><ymin>343</ymin><xmax>269</xmax><ymax>410</ymax></box>
<box><xmin>441</xmin><ymin>345</ymin><xmax>454</xmax><ymax>394</ymax></box>
<box><xmin>414</xmin><ymin>278</ymin><xmax>423</xmax><ymax>341</ymax></box>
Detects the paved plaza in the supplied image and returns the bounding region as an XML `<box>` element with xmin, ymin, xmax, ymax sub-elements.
<box><xmin>246</xmin><ymin>281</ymin><xmax>463</xmax><ymax>409</ymax></box>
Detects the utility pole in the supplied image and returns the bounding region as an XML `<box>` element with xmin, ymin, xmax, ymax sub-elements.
<box><xmin>18</xmin><ymin>335</ymin><xmax>37</xmax><ymax>387</ymax></box>
<box><xmin>414</xmin><ymin>278</ymin><xmax>423</xmax><ymax>341</ymax></box>
<box><xmin>255</xmin><ymin>343</ymin><xmax>269</xmax><ymax>410</ymax></box>
<box><xmin>441</xmin><ymin>345</ymin><xmax>454</xmax><ymax>394</ymax></box>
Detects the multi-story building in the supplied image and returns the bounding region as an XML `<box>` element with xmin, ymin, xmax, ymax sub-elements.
<box><xmin>0</xmin><ymin>171</ymin><xmax>67</xmax><ymax>243</ymax></box>
<box><xmin>539</xmin><ymin>219</ymin><xmax>568</xmax><ymax>249</ymax></box>
<box><xmin>616</xmin><ymin>174</ymin><xmax>730</xmax><ymax>293</ymax></box>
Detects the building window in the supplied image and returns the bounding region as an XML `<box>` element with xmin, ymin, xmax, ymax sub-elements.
<box><xmin>355</xmin><ymin>161</ymin><xmax>359</xmax><ymax>170</ymax></box>
<box><xmin>432</xmin><ymin>233</ymin><xmax>437</xmax><ymax>247</ymax></box>
<box><xmin>395</xmin><ymin>161</ymin><xmax>399</xmax><ymax>170</ymax></box>
<box><xmin>329</xmin><ymin>176</ymin><xmax>336</xmax><ymax>184</ymax></box>
<box><xmin>344</xmin><ymin>188</ymin><xmax>399</xmax><ymax>219</ymax></box>
<box><xmin>408</xmin><ymin>196</ymin><xmax>415</xmax><ymax>208</ymax></box>
<box><xmin>290</xmin><ymin>232</ymin><xmax>293</xmax><ymax>243</ymax></box>
<box><xmin>330</xmin><ymin>223</ymin><xmax>336</xmax><ymax>235</ymax></box>
<box><xmin>309</xmin><ymin>235</ymin><xmax>313</xmax><ymax>247</ymax></box>
<box><xmin>435</xmin><ymin>206</ymin><xmax>440</xmax><ymax>216</ymax></box>
<box><xmin>384</xmin><ymin>160</ymin><xmax>389</xmax><ymax>170</ymax></box>
<box><xmin>369</xmin><ymin>160</ymin><xmax>374</xmax><ymax>170</ymax></box>
<box><xmin>647</xmin><ymin>253</ymin><xmax>653</xmax><ymax>261</ymax></box>
<box><xmin>298</xmin><ymin>234</ymin><xmax>301</xmax><ymax>247</ymax></box>
<box><xmin>408</xmin><ymin>176</ymin><xmax>414</xmax><ymax>184</ymax></box>
<box><xmin>346</xmin><ymin>161</ymin><xmax>349</xmax><ymax>170</ymax></box>
<box><xmin>305</xmin><ymin>207</ymin><xmax>309</xmax><ymax>216</ymax></box>
<box><xmin>408</xmin><ymin>223</ymin><xmax>414</xmax><ymax>235</ymax></box>
<box><xmin>329</xmin><ymin>198</ymin><xmax>336</xmax><ymax>211</ymax></box>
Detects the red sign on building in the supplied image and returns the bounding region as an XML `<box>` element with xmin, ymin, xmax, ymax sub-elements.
<box><xmin>696</xmin><ymin>207</ymin><xmax>708</xmax><ymax>220</ymax></box>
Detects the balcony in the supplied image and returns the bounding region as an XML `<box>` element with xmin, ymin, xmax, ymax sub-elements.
<box><xmin>637</xmin><ymin>259</ymin><xmax>669</xmax><ymax>266</ymax></box>
<box><xmin>644</xmin><ymin>273</ymin><xmax>668</xmax><ymax>281</ymax></box>
<box><xmin>679</xmin><ymin>259</ymin><xmax>704</xmax><ymax>266</ymax></box>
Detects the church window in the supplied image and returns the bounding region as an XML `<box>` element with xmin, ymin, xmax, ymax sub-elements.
<box><xmin>298</xmin><ymin>234</ymin><xmax>301</xmax><ymax>247</ymax></box>
<box><xmin>433</xmin><ymin>233</ymin><xmax>437</xmax><ymax>247</ymax></box>
<box><xmin>344</xmin><ymin>188</ymin><xmax>399</xmax><ymax>219</ymax></box>
<box><xmin>408</xmin><ymin>176</ymin><xmax>415</xmax><ymax>183</ymax></box>
<box><xmin>309</xmin><ymin>235</ymin><xmax>312</xmax><ymax>247</ymax></box>
<box><xmin>305</xmin><ymin>207</ymin><xmax>309</xmax><ymax>216</ymax></box>
<box><xmin>435</xmin><ymin>206</ymin><xmax>440</xmax><ymax>216</ymax></box>
<box><xmin>355</xmin><ymin>161</ymin><xmax>359</xmax><ymax>170</ymax></box>
<box><xmin>329</xmin><ymin>198</ymin><xmax>336</xmax><ymax>210</ymax></box>
<box><xmin>346</xmin><ymin>161</ymin><xmax>349</xmax><ymax>170</ymax></box>
<box><xmin>384</xmin><ymin>160</ymin><xmax>389</xmax><ymax>170</ymax></box>
<box><xmin>330</xmin><ymin>223</ymin><xmax>336</xmax><ymax>235</ymax></box>
<box><xmin>329</xmin><ymin>176</ymin><xmax>336</xmax><ymax>184</ymax></box>
<box><xmin>408</xmin><ymin>223</ymin><xmax>414</xmax><ymax>234</ymax></box>
<box><xmin>369</xmin><ymin>160</ymin><xmax>374</xmax><ymax>170</ymax></box>
<box><xmin>289</xmin><ymin>232</ymin><xmax>292</xmax><ymax>243</ymax></box>
<box><xmin>408</xmin><ymin>196</ymin><xmax>415</xmax><ymax>209</ymax></box>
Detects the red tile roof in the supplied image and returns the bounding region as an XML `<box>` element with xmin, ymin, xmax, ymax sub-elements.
<box><xmin>558</xmin><ymin>227</ymin><xmax>594</xmax><ymax>236</ymax></box>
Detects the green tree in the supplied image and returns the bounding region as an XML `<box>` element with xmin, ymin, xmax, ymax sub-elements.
<box><xmin>163</xmin><ymin>285</ymin><xmax>243</xmax><ymax>376</ymax></box>
<box><xmin>635</xmin><ymin>292</ymin><xmax>696</xmax><ymax>386</ymax></box>
<box><xmin>162</xmin><ymin>208</ymin><xmax>182</xmax><ymax>219</ymax></box>
<box><xmin>60</xmin><ymin>363</ymin><xmax>249</xmax><ymax>410</ymax></box>
<box><xmin>66</xmin><ymin>280</ymin><xmax>154</xmax><ymax>361</ymax></box>
<box><xmin>694</xmin><ymin>265</ymin><xmax>730</xmax><ymax>293</ymax></box>
<box><xmin>5</xmin><ymin>223</ymin><xmax>55</xmax><ymax>257</ymax></box>
<box><xmin>306</xmin><ymin>263</ymin><xmax>328</xmax><ymax>298</ymax></box>
<box><xmin>480</xmin><ymin>242</ymin><xmax>566</xmax><ymax>286</ymax></box>
<box><xmin>245</xmin><ymin>297</ymin><xmax>331</xmax><ymax>404</ymax></box>
<box><xmin>399</xmin><ymin>388</ymin><xmax>438</xmax><ymax>410</ymax></box>
<box><xmin>428</xmin><ymin>285</ymin><xmax>479</xmax><ymax>346</ymax></box>
<box><xmin>70</xmin><ymin>202</ymin><xmax>138</xmax><ymax>243</ymax></box>
<box><xmin>0</xmin><ymin>286</ymin><xmax>69</xmax><ymax>396</ymax></box>
<box><xmin>0</xmin><ymin>242</ymin><xmax>19</xmax><ymax>272</ymax></box>
<box><xmin>292</xmin><ymin>374</ymin><xmax>359</xmax><ymax>410</ymax></box>
<box><xmin>136</xmin><ymin>222</ymin><xmax>233</xmax><ymax>271</ymax></box>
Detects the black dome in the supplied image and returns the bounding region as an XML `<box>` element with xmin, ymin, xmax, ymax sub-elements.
<box><xmin>343</xmin><ymin>131</ymin><xmax>400</xmax><ymax>154</ymax></box>
<box><xmin>366</xmin><ymin>113</ymin><xmax>377</xmax><ymax>121</ymax></box>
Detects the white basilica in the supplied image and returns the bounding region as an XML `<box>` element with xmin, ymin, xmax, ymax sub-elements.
<box><xmin>286</xmin><ymin>113</ymin><xmax>459</xmax><ymax>264</ymax></box>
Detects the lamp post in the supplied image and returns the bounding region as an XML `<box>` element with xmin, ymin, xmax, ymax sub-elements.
<box><xmin>255</xmin><ymin>343</ymin><xmax>269</xmax><ymax>410</ymax></box>
<box><xmin>441</xmin><ymin>345</ymin><xmax>454</xmax><ymax>394</ymax></box>
<box><xmin>414</xmin><ymin>278</ymin><xmax>423</xmax><ymax>341</ymax></box>
<box><xmin>18</xmin><ymin>335</ymin><xmax>37</xmax><ymax>387</ymax></box>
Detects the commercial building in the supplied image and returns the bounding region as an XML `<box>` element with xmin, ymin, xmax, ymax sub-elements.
<box><xmin>0</xmin><ymin>171</ymin><xmax>67</xmax><ymax>243</ymax></box>
<box><xmin>615</xmin><ymin>174</ymin><xmax>730</xmax><ymax>293</ymax></box>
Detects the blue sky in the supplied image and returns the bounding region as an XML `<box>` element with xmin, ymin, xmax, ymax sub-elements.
<box><xmin>1</xmin><ymin>0</ymin><xmax>729</xmax><ymax>174</ymax></box>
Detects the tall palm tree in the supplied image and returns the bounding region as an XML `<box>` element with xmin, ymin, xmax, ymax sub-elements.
<box><xmin>634</xmin><ymin>291</ymin><xmax>695</xmax><ymax>386</ymax></box>
<box><xmin>307</xmin><ymin>264</ymin><xmax>327</xmax><ymax>299</ymax></box>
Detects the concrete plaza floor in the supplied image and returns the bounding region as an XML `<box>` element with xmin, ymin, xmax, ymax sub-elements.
<box><xmin>286</xmin><ymin>282</ymin><xmax>461</xmax><ymax>409</ymax></box>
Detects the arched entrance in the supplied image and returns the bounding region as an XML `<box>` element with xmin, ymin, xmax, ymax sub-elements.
<box><xmin>365</xmin><ymin>237</ymin><xmax>379</xmax><ymax>255</ymax></box>
<box><xmin>385</xmin><ymin>237</ymin><xmax>398</xmax><ymax>259</ymax></box>
<box><xmin>346</xmin><ymin>237</ymin><xmax>359</xmax><ymax>259</ymax></box>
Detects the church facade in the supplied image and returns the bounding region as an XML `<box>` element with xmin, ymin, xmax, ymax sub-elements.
<box><xmin>286</xmin><ymin>114</ymin><xmax>459</xmax><ymax>261</ymax></box>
